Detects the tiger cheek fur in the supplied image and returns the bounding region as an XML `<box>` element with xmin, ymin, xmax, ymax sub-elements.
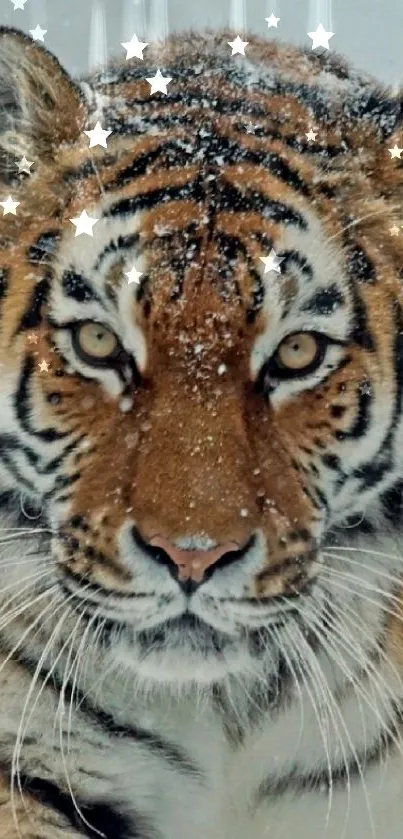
<box><xmin>0</xmin><ymin>22</ymin><xmax>403</xmax><ymax>839</ymax></box>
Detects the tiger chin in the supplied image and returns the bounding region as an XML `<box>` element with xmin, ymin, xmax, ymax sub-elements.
<box><xmin>1</xmin><ymin>21</ymin><xmax>403</xmax><ymax>839</ymax></box>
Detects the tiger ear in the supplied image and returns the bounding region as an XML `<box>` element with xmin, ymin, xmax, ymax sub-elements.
<box><xmin>0</xmin><ymin>26</ymin><xmax>86</xmax><ymax>179</ymax></box>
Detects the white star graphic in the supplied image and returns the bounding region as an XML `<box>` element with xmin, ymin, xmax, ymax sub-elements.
<box><xmin>29</xmin><ymin>25</ymin><xmax>47</xmax><ymax>42</ymax></box>
<box><xmin>390</xmin><ymin>225</ymin><xmax>400</xmax><ymax>236</ymax></box>
<box><xmin>121</xmin><ymin>33</ymin><xmax>149</xmax><ymax>60</ymax></box>
<box><xmin>27</xmin><ymin>333</ymin><xmax>39</xmax><ymax>344</ymax></box>
<box><xmin>38</xmin><ymin>359</ymin><xmax>50</xmax><ymax>373</ymax></box>
<box><xmin>359</xmin><ymin>382</ymin><xmax>371</xmax><ymax>396</ymax></box>
<box><xmin>228</xmin><ymin>35</ymin><xmax>249</xmax><ymax>56</ymax></box>
<box><xmin>17</xmin><ymin>156</ymin><xmax>34</xmax><ymax>175</ymax></box>
<box><xmin>307</xmin><ymin>24</ymin><xmax>334</xmax><ymax>50</ymax></box>
<box><xmin>70</xmin><ymin>210</ymin><xmax>99</xmax><ymax>237</ymax></box>
<box><xmin>245</xmin><ymin>121</ymin><xmax>255</xmax><ymax>134</ymax></box>
<box><xmin>306</xmin><ymin>129</ymin><xmax>317</xmax><ymax>141</ymax></box>
<box><xmin>10</xmin><ymin>0</ymin><xmax>28</xmax><ymax>9</ymax></box>
<box><xmin>146</xmin><ymin>69</ymin><xmax>172</xmax><ymax>95</ymax></box>
<box><xmin>0</xmin><ymin>195</ymin><xmax>20</xmax><ymax>215</ymax></box>
<box><xmin>389</xmin><ymin>144</ymin><xmax>403</xmax><ymax>159</ymax></box>
<box><xmin>84</xmin><ymin>121</ymin><xmax>112</xmax><ymax>149</ymax></box>
<box><xmin>125</xmin><ymin>265</ymin><xmax>143</xmax><ymax>285</ymax></box>
<box><xmin>259</xmin><ymin>249</ymin><xmax>285</xmax><ymax>274</ymax></box>
<box><xmin>265</xmin><ymin>14</ymin><xmax>280</xmax><ymax>28</ymax></box>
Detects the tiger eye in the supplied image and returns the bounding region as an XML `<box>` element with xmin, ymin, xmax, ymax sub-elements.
<box><xmin>76</xmin><ymin>322</ymin><xmax>118</xmax><ymax>360</ymax></box>
<box><xmin>276</xmin><ymin>333</ymin><xmax>319</xmax><ymax>371</ymax></box>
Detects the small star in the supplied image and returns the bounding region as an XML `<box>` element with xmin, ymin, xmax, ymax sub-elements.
<box><xmin>125</xmin><ymin>265</ymin><xmax>143</xmax><ymax>285</ymax></box>
<box><xmin>265</xmin><ymin>14</ymin><xmax>280</xmax><ymax>28</ymax></box>
<box><xmin>388</xmin><ymin>144</ymin><xmax>403</xmax><ymax>159</ymax></box>
<box><xmin>306</xmin><ymin>129</ymin><xmax>317</xmax><ymax>141</ymax></box>
<box><xmin>29</xmin><ymin>25</ymin><xmax>47</xmax><ymax>42</ymax></box>
<box><xmin>359</xmin><ymin>382</ymin><xmax>371</xmax><ymax>396</ymax></box>
<box><xmin>390</xmin><ymin>225</ymin><xmax>400</xmax><ymax>236</ymax></box>
<box><xmin>38</xmin><ymin>359</ymin><xmax>50</xmax><ymax>373</ymax></box>
<box><xmin>121</xmin><ymin>33</ymin><xmax>148</xmax><ymax>60</ymax></box>
<box><xmin>10</xmin><ymin>0</ymin><xmax>28</xmax><ymax>9</ymax></box>
<box><xmin>228</xmin><ymin>35</ymin><xmax>249</xmax><ymax>56</ymax></box>
<box><xmin>27</xmin><ymin>333</ymin><xmax>39</xmax><ymax>344</ymax></box>
<box><xmin>70</xmin><ymin>210</ymin><xmax>99</xmax><ymax>237</ymax></box>
<box><xmin>0</xmin><ymin>195</ymin><xmax>20</xmax><ymax>215</ymax></box>
<box><xmin>84</xmin><ymin>121</ymin><xmax>112</xmax><ymax>149</ymax></box>
<box><xmin>308</xmin><ymin>24</ymin><xmax>334</xmax><ymax>50</ymax></box>
<box><xmin>145</xmin><ymin>69</ymin><xmax>172</xmax><ymax>95</ymax></box>
<box><xmin>17</xmin><ymin>156</ymin><xmax>34</xmax><ymax>175</ymax></box>
<box><xmin>245</xmin><ymin>121</ymin><xmax>256</xmax><ymax>134</ymax></box>
<box><xmin>259</xmin><ymin>248</ymin><xmax>285</xmax><ymax>274</ymax></box>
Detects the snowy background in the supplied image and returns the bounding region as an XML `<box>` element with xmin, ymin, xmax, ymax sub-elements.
<box><xmin>0</xmin><ymin>0</ymin><xmax>402</xmax><ymax>88</ymax></box>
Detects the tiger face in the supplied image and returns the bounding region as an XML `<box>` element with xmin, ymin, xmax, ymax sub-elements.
<box><xmin>1</xmin><ymin>26</ymin><xmax>403</xmax><ymax>689</ymax></box>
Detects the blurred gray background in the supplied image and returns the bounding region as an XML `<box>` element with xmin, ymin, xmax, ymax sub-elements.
<box><xmin>0</xmin><ymin>0</ymin><xmax>401</xmax><ymax>88</ymax></box>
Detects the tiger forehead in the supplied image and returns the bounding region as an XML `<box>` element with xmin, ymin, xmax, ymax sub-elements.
<box><xmin>137</xmin><ymin>268</ymin><xmax>261</xmax><ymax>368</ymax></box>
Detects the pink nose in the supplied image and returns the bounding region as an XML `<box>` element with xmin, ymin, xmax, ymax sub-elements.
<box><xmin>148</xmin><ymin>535</ymin><xmax>240</xmax><ymax>583</ymax></box>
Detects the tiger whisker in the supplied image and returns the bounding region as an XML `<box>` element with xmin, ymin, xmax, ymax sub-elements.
<box><xmin>12</xmin><ymin>597</ymin><xmax>71</xmax><ymax>831</ymax></box>
<box><xmin>323</xmin><ymin>543</ymin><xmax>403</xmax><ymax>563</ymax></box>
<box><xmin>327</xmin><ymin>204</ymin><xmax>401</xmax><ymax>242</ymax></box>
<box><xmin>320</xmin><ymin>563</ymin><xmax>403</xmax><ymax>614</ymax></box>
<box><xmin>289</xmin><ymin>611</ymin><xmax>376</xmax><ymax>839</ymax></box>
<box><xmin>287</xmin><ymin>614</ymin><xmax>355</xmax><ymax>839</ymax></box>
<box><xmin>323</xmin><ymin>549</ymin><xmax>403</xmax><ymax>590</ymax></box>
<box><xmin>2</xmin><ymin>588</ymin><xmax>62</xmax><ymax>836</ymax></box>
<box><xmin>310</xmin><ymin>590</ymin><xmax>403</xmax><ymax>754</ymax></box>
<box><xmin>57</xmin><ymin>611</ymin><xmax>108</xmax><ymax>839</ymax></box>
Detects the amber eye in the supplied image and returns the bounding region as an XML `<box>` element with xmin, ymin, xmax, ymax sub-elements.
<box><xmin>72</xmin><ymin>321</ymin><xmax>122</xmax><ymax>366</ymax></box>
<box><xmin>275</xmin><ymin>332</ymin><xmax>320</xmax><ymax>372</ymax></box>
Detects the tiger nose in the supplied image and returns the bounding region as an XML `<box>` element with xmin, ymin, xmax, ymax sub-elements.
<box><xmin>148</xmin><ymin>535</ymin><xmax>241</xmax><ymax>584</ymax></box>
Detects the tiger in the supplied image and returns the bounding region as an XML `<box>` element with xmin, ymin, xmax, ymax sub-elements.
<box><xmin>0</xmin><ymin>19</ymin><xmax>403</xmax><ymax>839</ymax></box>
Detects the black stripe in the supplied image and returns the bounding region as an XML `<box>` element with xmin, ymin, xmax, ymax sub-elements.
<box><xmin>342</xmin><ymin>90</ymin><xmax>401</xmax><ymax>138</ymax></box>
<box><xmin>15</xmin><ymin>355</ymin><xmax>69</xmax><ymax>442</ymax></box>
<box><xmin>349</xmin><ymin>285</ymin><xmax>375</xmax><ymax>351</ymax></box>
<box><xmin>345</xmin><ymin>243</ymin><xmax>376</xmax><ymax>285</ymax></box>
<box><xmin>15</xmin><ymin>277</ymin><xmax>50</xmax><ymax>335</ymax></box>
<box><xmin>62</xmin><ymin>154</ymin><xmax>117</xmax><ymax>183</ymax></box>
<box><xmin>334</xmin><ymin>381</ymin><xmax>371</xmax><ymax>441</ymax></box>
<box><xmin>103</xmin><ymin>142</ymin><xmax>190</xmax><ymax>192</ymax></box>
<box><xmin>218</xmin><ymin>181</ymin><xmax>307</xmax><ymax>228</ymax></box>
<box><xmin>17</xmin><ymin>774</ymin><xmax>153</xmax><ymax>839</ymax></box>
<box><xmin>105</xmin><ymin>179</ymin><xmax>204</xmax><ymax>218</ymax></box>
<box><xmin>42</xmin><ymin>470</ymin><xmax>81</xmax><ymax>501</ymax></box>
<box><xmin>93</xmin><ymin>233</ymin><xmax>140</xmax><ymax>272</ymax></box>
<box><xmin>0</xmin><ymin>449</ymin><xmax>36</xmax><ymax>491</ymax></box>
<box><xmin>104</xmin><ymin>177</ymin><xmax>306</xmax><ymax>230</ymax></box>
<box><xmin>0</xmin><ymin>266</ymin><xmax>8</xmax><ymax>300</ymax></box>
<box><xmin>276</xmin><ymin>249</ymin><xmax>313</xmax><ymax>282</ymax></box>
<box><xmin>27</xmin><ymin>231</ymin><xmax>60</xmax><ymax>264</ymax></box>
<box><xmin>301</xmin><ymin>284</ymin><xmax>344</xmax><ymax>315</ymax></box>
<box><xmin>104</xmin><ymin>132</ymin><xmax>313</xmax><ymax>199</ymax></box>
<box><xmin>388</xmin><ymin>301</ymin><xmax>403</xmax><ymax>433</ymax></box>
<box><xmin>38</xmin><ymin>436</ymin><xmax>84</xmax><ymax>475</ymax></box>
<box><xmin>380</xmin><ymin>479</ymin><xmax>403</xmax><ymax>524</ymax></box>
<box><xmin>350</xmin><ymin>301</ymin><xmax>403</xmax><ymax>493</ymax></box>
<box><xmin>3</xmin><ymin>637</ymin><xmax>203</xmax><ymax>780</ymax></box>
<box><xmin>255</xmin><ymin>703</ymin><xmax>401</xmax><ymax>806</ymax></box>
<box><xmin>108</xmin><ymin>104</ymin><xmax>347</xmax><ymax>159</ymax></box>
<box><xmin>0</xmin><ymin>433</ymin><xmax>39</xmax><ymax>467</ymax></box>
<box><xmin>62</xmin><ymin>269</ymin><xmax>103</xmax><ymax>305</ymax></box>
<box><xmin>321</xmin><ymin>453</ymin><xmax>342</xmax><ymax>473</ymax></box>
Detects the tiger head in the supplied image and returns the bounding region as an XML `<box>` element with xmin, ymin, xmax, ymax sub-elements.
<box><xmin>1</xmin><ymin>27</ymin><xmax>403</xmax><ymax>691</ymax></box>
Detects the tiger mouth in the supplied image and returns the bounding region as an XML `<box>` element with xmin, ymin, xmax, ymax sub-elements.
<box><xmin>88</xmin><ymin>610</ymin><xmax>297</xmax><ymax>658</ymax></box>
<box><xmin>136</xmin><ymin>613</ymin><xmax>235</xmax><ymax>655</ymax></box>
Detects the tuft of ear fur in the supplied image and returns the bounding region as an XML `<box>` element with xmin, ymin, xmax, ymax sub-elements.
<box><xmin>0</xmin><ymin>26</ymin><xmax>86</xmax><ymax>180</ymax></box>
